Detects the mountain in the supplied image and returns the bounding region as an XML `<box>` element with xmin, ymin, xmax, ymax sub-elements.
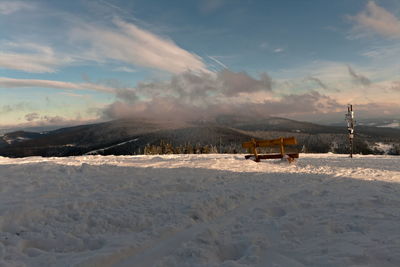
<box><xmin>0</xmin><ymin>119</ymin><xmax>254</xmax><ymax>157</ymax></box>
<box><xmin>1</xmin><ymin>116</ymin><xmax>400</xmax><ymax>157</ymax></box>
<box><xmin>0</xmin><ymin>131</ymin><xmax>44</xmax><ymax>147</ymax></box>
<box><xmin>216</xmin><ymin>115</ymin><xmax>344</xmax><ymax>134</ymax></box>
<box><xmin>330</xmin><ymin>118</ymin><xmax>400</xmax><ymax>129</ymax></box>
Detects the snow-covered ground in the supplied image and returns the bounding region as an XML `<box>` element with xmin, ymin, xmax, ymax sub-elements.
<box><xmin>0</xmin><ymin>154</ymin><xmax>400</xmax><ymax>267</ymax></box>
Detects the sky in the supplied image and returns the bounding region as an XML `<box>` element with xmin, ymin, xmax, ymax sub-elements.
<box><xmin>0</xmin><ymin>0</ymin><xmax>400</xmax><ymax>128</ymax></box>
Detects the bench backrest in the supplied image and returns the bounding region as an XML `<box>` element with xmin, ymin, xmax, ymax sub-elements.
<box><xmin>242</xmin><ymin>137</ymin><xmax>297</xmax><ymax>149</ymax></box>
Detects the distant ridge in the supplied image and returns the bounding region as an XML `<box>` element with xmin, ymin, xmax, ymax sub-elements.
<box><xmin>1</xmin><ymin>116</ymin><xmax>400</xmax><ymax>157</ymax></box>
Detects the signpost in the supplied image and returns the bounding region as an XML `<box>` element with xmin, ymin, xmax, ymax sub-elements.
<box><xmin>345</xmin><ymin>104</ymin><xmax>355</xmax><ymax>158</ymax></box>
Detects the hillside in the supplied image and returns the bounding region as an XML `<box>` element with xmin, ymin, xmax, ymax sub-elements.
<box><xmin>0</xmin><ymin>131</ymin><xmax>44</xmax><ymax>147</ymax></box>
<box><xmin>1</xmin><ymin>117</ymin><xmax>400</xmax><ymax>157</ymax></box>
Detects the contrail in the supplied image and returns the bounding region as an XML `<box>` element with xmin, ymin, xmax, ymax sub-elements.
<box><xmin>207</xmin><ymin>55</ymin><xmax>228</xmax><ymax>69</ymax></box>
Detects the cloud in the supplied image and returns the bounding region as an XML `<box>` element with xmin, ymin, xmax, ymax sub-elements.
<box><xmin>99</xmin><ymin>65</ymin><xmax>400</xmax><ymax>123</ymax></box>
<box><xmin>0</xmin><ymin>103</ymin><xmax>30</xmax><ymax>114</ymax></box>
<box><xmin>199</xmin><ymin>0</ymin><xmax>225</xmax><ymax>13</ymax></box>
<box><xmin>351</xmin><ymin>102</ymin><xmax>400</xmax><ymax>117</ymax></box>
<box><xmin>0</xmin><ymin>116</ymin><xmax>96</xmax><ymax>129</ymax></box>
<box><xmin>70</xmin><ymin>19</ymin><xmax>209</xmax><ymax>74</ymax></box>
<box><xmin>1</xmin><ymin>15</ymin><xmax>207</xmax><ymax>74</ymax></box>
<box><xmin>217</xmin><ymin>70</ymin><xmax>272</xmax><ymax>96</ymax></box>
<box><xmin>41</xmin><ymin>115</ymin><xmax>69</xmax><ymax>124</ymax></box>
<box><xmin>305</xmin><ymin>76</ymin><xmax>341</xmax><ymax>92</ymax></box>
<box><xmin>102</xmin><ymin>90</ymin><xmax>342</xmax><ymax>122</ymax></box>
<box><xmin>349</xmin><ymin>1</ymin><xmax>400</xmax><ymax>39</ymax></box>
<box><xmin>25</xmin><ymin>112</ymin><xmax>39</xmax><ymax>121</ymax></box>
<box><xmin>129</xmin><ymin>70</ymin><xmax>273</xmax><ymax>103</ymax></box>
<box><xmin>18</xmin><ymin>114</ymin><xmax>92</xmax><ymax>128</ymax></box>
<box><xmin>347</xmin><ymin>65</ymin><xmax>371</xmax><ymax>86</ymax></box>
<box><xmin>259</xmin><ymin>42</ymin><xmax>269</xmax><ymax>49</ymax></box>
<box><xmin>59</xmin><ymin>92</ymin><xmax>84</xmax><ymax>98</ymax></box>
<box><xmin>307</xmin><ymin>76</ymin><xmax>328</xmax><ymax>89</ymax></box>
<box><xmin>0</xmin><ymin>77</ymin><xmax>117</xmax><ymax>93</ymax></box>
<box><xmin>1</xmin><ymin>105</ymin><xmax>13</xmax><ymax>114</ymax></box>
<box><xmin>0</xmin><ymin>42</ymin><xmax>73</xmax><ymax>73</ymax></box>
<box><xmin>113</xmin><ymin>66</ymin><xmax>137</xmax><ymax>73</ymax></box>
<box><xmin>391</xmin><ymin>81</ymin><xmax>400</xmax><ymax>91</ymax></box>
<box><xmin>100</xmin><ymin>69</ymin><xmax>343</xmax><ymax>121</ymax></box>
<box><xmin>0</xmin><ymin>1</ymin><xmax>33</xmax><ymax>15</ymax></box>
<box><xmin>262</xmin><ymin>60</ymin><xmax>400</xmax><ymax>113</ymax></box>
<box><xmin>115</xmin><ymin>88</ymin><xmax>138</xmax><ymax>103</ymax></box>
<box><xmin>259</xmin><ymin>42</ymin><xmax>286</xmax><ymax>54</ymax></box>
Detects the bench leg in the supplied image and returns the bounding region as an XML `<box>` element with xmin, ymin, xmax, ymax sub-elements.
<box><xmin>286</xmin><ymin>156</ymin><xmax>296</xmax><ymax>163</ymax></box>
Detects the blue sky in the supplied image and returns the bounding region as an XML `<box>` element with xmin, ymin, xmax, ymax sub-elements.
<box><xmin>1</xmin><ymin>0</ymin><xmax>400</xmax><ymax>128</ymax></box>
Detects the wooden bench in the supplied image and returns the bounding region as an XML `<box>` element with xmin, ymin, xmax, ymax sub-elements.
<box><xmin>242</xmin><ymin>137</ymin><xmax>299</xmax><ymax>163</ymax></box>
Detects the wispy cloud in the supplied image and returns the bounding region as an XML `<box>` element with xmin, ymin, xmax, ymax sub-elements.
<box><xmin>97</xmin><ymin>0</ymin><xmax>127</xmax><ymax>15</ymax></box>
<box><xmin>199</xmin><ymin>0</ymin><xmax>225</xmax><ymax>13</ymax></box>
<box><xmin>59</xmin><ymin>92</ymin><xmax>91</xmax><ymax>98</ymax></box>
<box><xmin>269</xmin><ymin>60</ymin><xmax>400</xmax><ymax>111</ymax></box>
<box><xmin>349</xmin><ymin>1</ymin><xmax>400</xmax><ymax>39</ymax></box>
<box><xmin>0</xmin><ymin>77</ymin><xmax>117</xmax><ymax>93</ymax></box>
<box><xmin>0</xmin><ymin>42</ymin><xmax>73</xmax><ymax>73</ymax></box>
<box><xmin>259</xmin><ymin>42</ymin><xmax>286</xmax><ymax>54</ymax></box>
<box><xmin>307</xmin><ymin>76</ymin><xmax>328</xmax><ymax>89</ymax></box>
<box><xmin>1</xmin><ymin>16</ymin><xmax>209</xmax><ymax>74</ymax></box>
<box><xmin>361</xmin><ymin>43</ymin><xmax>400</xmax><ymax>64</ymax></box>
<box><xmin>14</xmin><ymin>114</ymin><xmax>95</xmax><ymax>128</ymax></box>
<box><xmin>25</xmin><ymin>112</ymin><xmax>39</xmax><ymax>121</ymax></box>
<box><xmin>1</xmin><ymin>1</ymin><xmax>399</xmax><ymax>125</ymax></box>
<box><xmin>347</xmin><ymin>65</ymin><xmax>371</xmax><ymax>86</ymax></box>
<box><xmin>70</xmin><ymin>19</ymin><xmax>209</xmax><ymax>74</ymax></box>
<box><xmin>259</xmin><ymin>42</ymin><xmax>269</xmax><ymax>49</ymax></box>
<box><xmin>0</xmin><ymin>1</ymin><xmax>34</xmax><ymax>15</ymax></box>
<box><xmin>391</xmin><ymin>81</ymin><xmax>400</xmax><ymax>91</ymax></box>
<box><xmin>113</xmin><ymin>66</ymin><xmax>137</xmax><ymax>73</ymax></box>
<box><xmin>273</xmin><ymin>48</ymin><xmax>284</xmax><ymax>53</ymax></box>
<box><xmin>1</xmin><ymin>102</ymin><xmax>31</xmax><ymax>114</ymax></box>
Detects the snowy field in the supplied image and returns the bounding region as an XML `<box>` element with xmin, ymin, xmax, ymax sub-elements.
<box><xmin>0</xmin><ymin>154</ymin><xmax>400</xmax><ymax>267</ymax></box>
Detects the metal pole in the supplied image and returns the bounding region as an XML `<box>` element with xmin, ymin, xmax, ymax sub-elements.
<box><xmin>345</xmin><ymin>104</ymin><xmax>355</xmax><ymax>158</ymax></box>
<box><xmin>350</xmin><ymin>136</ymin><xmax>353</xmax><ymax>158</ymax></box>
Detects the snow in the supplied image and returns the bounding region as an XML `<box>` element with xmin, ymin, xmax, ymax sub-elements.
<box><xmin>0</xmin><ymin>154</ymin><xmax>399</xmax><ymax>267</ymax></box>
<box><xmin>373</xmin><ymin>142</ymin><xmax>393</xmax><ymax>154</ymax></box>
<box><xmin>2</xmin><ymin>137</ymin><xmax>32</xmax><ymax>145</ymax></box>
<box><xmin>377</xmin><ymin>122</ymin><xmax>400</xmax><ymax>128</ymax></box>
<box><xmin>84</xmin><ymin>138</ymin><xmax>139</xmax><ymax>155</ymax></box>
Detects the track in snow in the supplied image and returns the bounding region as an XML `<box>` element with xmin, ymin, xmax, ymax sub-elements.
<box><xmin>0</xmin><ymin>154</ymin><xmax>400</xmax><ymax>267</ymax></box>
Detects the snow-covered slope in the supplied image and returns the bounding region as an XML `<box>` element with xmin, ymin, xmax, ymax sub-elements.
<box><xmin>0</xmin><ymin>154</ymin><xmax>399</xmax><ymax>267</ymax></box>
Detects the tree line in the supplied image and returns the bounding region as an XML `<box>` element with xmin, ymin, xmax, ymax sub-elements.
<box><xmin>143</xmin><ymin>140</ymin><xmax>220</xmax><ymax>155</ymax></box>
<box><xmin>142</xmin><ymin>137</ymin><xmax>400</xmax><ymax>155</ymax></box>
